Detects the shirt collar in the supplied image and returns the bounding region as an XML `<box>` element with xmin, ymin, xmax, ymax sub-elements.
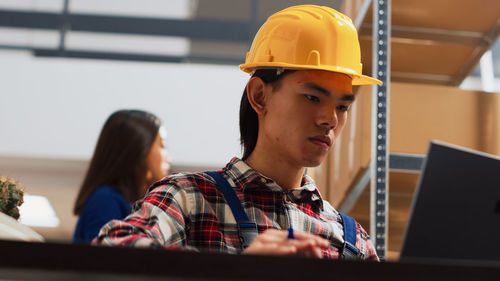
<box><xmin>223</xmin><ymin>157</ymin><xmax>324</xmax><ymax>209</ymax></box>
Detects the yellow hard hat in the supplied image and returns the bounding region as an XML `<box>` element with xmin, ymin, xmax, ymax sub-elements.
<box><xmin>239</xmin><ymin>5</ymin><xmax>382</xmax><ymax>85</ymax></box>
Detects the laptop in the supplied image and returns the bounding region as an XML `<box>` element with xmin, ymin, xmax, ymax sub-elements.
<box><xmin>400</xmin><ymin>140</ymin><xmax>500</xmax><ymax>264</ymax></box>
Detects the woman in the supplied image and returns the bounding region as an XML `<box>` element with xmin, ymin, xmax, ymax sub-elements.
<box><xmin>73</xmin><ymin>109</ymin><xmax>170</xmax><ymax>243</ymax></box>
<box><xmin>94</xmin><ymin>5</ymin><xmax>380</xmax><ymax>259</ymax></box>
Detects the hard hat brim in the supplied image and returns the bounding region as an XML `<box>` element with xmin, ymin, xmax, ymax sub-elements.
<box><xmin>239</xmin><ymin>63</ymin><xmax>383</xmax><ymax>85</ymax></box>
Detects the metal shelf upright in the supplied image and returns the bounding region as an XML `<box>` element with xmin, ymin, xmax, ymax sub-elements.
<box><xmin>370</xmin><ymin>0</ymin><xmax>391</xmax><ymax>260</ymax></box>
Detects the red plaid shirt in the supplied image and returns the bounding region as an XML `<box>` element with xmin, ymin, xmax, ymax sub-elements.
<box><xmin>94</xmin><ymin>158</ymin><xmax>378</xmax><ymax>260</ymax></box>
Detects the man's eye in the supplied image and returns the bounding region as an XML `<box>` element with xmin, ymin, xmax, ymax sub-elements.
<box><xmin>337</xmin><ymin>105</ymin><xmax>350</xmax><ymax>112</ymax></box>
<box><xmin>304</xmin><ymin>95</ymin><xmax>320</xmax><ymax>103</ymax></box>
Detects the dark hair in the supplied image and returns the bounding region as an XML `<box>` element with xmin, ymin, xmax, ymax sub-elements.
<box><xmin>73</xmin><ymin>109</ymin><xmax>162</xmax><ymax>215</ymax></box>
<box><xmin>239</xmin><ymin>69</ymin><xmax>295</xmax><ymax>160</ymax></box>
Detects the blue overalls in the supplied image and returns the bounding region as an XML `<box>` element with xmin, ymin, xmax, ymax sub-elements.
<box><xmin>206</xmin><ymin>171</ymin><xmax>360</xmax><ymax>260</ymax></box>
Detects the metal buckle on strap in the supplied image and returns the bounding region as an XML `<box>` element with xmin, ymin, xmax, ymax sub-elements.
<box><xmin>237</xmin><ymin>221</ymin><xmax>257</xmax><ymax>249</ymax></box>
<box><xmin>341</xmin><ymin>241</ymin><xmax>359</xmax><ymax>260</ymax></box>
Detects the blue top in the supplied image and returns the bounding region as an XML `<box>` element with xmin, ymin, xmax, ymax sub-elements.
<box><xmin>73</xmin><ymin>186</ymin><xmax>132</xmax><ymax>244</ymax></box>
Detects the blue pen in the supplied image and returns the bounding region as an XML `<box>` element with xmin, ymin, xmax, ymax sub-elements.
<box><xmin>287</xmin><ymin>226</ymin><xmax>295</xmax><ymax>240</ymax></box>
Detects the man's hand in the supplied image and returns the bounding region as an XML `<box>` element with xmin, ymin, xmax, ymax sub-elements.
<box><xmin>243</xmin><ymin>229</ymin><xmax>330</xmax><ymax>258</ymax></box>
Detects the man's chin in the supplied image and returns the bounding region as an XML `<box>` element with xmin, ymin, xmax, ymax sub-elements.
<box><xmin>301</xmin><ymin>156</ymin><xmax>325</xmax><ymax>168</ymax></box>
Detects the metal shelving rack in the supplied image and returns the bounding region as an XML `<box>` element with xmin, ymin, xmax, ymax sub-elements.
<box><xmin>343</xmin><ymin>0</ymin><xmax>500</xmax><ymax>259</ymax></box>
<box><xmin>370</xmin><ymin>0</ymin><xmax>390</xmax><ymax>259</ymax></box>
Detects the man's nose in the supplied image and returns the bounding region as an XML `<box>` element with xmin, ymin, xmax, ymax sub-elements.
<box><xmin>317</xmin><ymin>104</ymin><xmax>338</xmax><ymax>129</ymax></box>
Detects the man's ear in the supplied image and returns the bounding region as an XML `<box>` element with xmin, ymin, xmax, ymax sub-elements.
<box><xmin>246</xmin><ymin>77</ymin><xmax>268</xmax><ymax>115</ymax></box>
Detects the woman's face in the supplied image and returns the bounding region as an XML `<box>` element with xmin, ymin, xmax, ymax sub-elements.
<box><xmin>258</xmin><ymin>70</ymin><xmax>354</xmax><ymax>167</ymax></box>
<box><xmin>145</xmin><ymin>127</ymin><xmax>170</xmax><ymax>187</ymax></box>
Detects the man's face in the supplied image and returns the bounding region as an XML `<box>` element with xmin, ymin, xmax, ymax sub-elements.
<box><xmin>259</xmin><ymin>70</ymin><xmax>354</xmax><ymax>168</ymax></box>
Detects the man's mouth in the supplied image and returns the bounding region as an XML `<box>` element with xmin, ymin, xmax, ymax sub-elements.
<box><xmin>309</xmin><ymin>135</ymin><xmax>332</xmax><ymax>148</ymax></box>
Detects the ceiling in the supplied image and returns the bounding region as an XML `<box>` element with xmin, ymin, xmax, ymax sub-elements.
<box><xmin>0</xmin><ymin>0</ymin><xmax>342</xmax><ymax>65</ymax></box>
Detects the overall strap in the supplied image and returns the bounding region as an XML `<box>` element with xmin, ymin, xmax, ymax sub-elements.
<box><xmin>339</xmin><ymin>212</ymin><xmax>360</xmax><ymax>260</ymax></box>
<box><xmin>205</xmin><ymin>171</ymin><xmax>257</xmax><ymax>249</ymax></box>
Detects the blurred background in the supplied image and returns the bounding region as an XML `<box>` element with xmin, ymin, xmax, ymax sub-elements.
<box><xmin>0</xmin><ymin>0</ymin><xmax>499</xmax><ymax>260</ymax></box>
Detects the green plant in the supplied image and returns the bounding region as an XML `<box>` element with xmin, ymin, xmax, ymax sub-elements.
<box><xmin>0</xmin><ymin>177</ymin><xmax>24</xmax><ymax>220</ymax></box>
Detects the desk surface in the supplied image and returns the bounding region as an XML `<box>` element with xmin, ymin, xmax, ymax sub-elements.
<box><xmin>0</xmin><ymin>240</ymin><xmax>499</xmax><ymax>281</ymax></box>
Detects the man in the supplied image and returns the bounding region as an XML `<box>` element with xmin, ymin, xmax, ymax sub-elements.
<box><xmin>94</xmin><ymin>5</ymin><xmax>381</xmax><ymax>260</ymax></box>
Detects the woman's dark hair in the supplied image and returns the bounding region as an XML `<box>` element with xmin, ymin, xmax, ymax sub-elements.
<box><xmin>239</xmin><ymin>69</ymin><xmax>295</xmax><ymax>160</ymax></box>
<box><xmin>73</xmin><ymin>109</ymin><xmax>162</xmax><ymax>215</ymax></box>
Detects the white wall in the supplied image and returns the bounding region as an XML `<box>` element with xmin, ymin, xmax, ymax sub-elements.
<box><xmin>0</xmin><ymin>51</ymin><xmax>249</xmax><ymax>167</ymax></box>
<box><xmin>460</xmin><ymin>76</ymin><xmax>500</xmax><ymax>94</ymax></box>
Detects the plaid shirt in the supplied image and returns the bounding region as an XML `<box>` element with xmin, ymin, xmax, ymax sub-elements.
<box><xmin>94</xmin><ymin>158</ymin><xmax>378</xmax><ymax>260</ymax></box>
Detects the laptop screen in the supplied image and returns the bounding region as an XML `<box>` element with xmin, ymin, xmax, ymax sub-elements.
<box><xmin>399</xmin><ymin>141</ymin><xmax>500</xmax><ymax>263</ymax></box>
